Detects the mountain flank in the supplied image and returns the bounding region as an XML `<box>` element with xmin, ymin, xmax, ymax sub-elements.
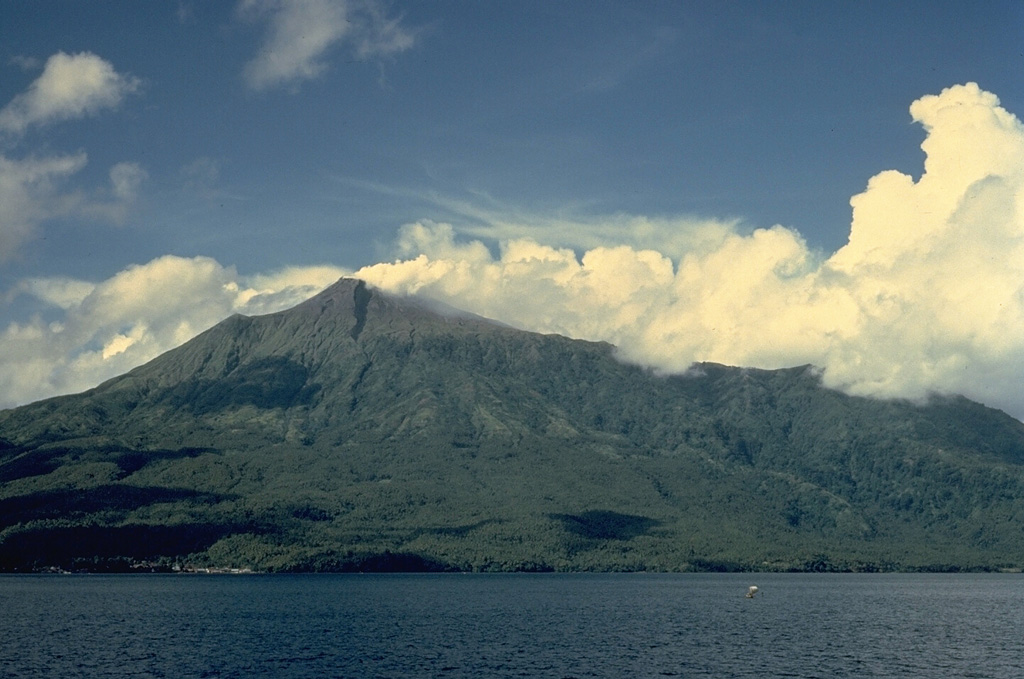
<box><xmin>3</xmin><ymin>278</ymin><xmax>1024</xmax><ymax>572</ymax></box>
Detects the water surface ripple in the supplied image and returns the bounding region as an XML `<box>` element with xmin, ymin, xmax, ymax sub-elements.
<box><xmin>1</xmin><ymin>573</ymin><xmax>1021</xmax><ymax>678</ymax></box>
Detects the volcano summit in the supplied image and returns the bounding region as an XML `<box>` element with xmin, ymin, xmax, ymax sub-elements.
<box><xmin>2</xmin><ymin>279</ymin><xmax>1024</xmax><ymax>572</ymax></box>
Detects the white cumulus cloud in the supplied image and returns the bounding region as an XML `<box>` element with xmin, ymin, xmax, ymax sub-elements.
<box><xmin>109</xmin><ymin>162</ymin><xmax>148</xmax><ymax>202</ymax></box>
<box><xmin>240</xmin><ymin>0</ymin><xmax>417</xmax><ymax>91</ymax></box>
<box><xmin>80</xmin><ymin>161</ymin><xmax>149</xmax><ymax>224</ymax></box>
<box><xmin>5</xmin><ymin>82</ymin><xmax>1024</xmax><ymax>424</ymax></box>
<box><xmin>0</xmin><ymin>154</ymin><xmax>149</xmax><ymax>257</ymax></box>
<box><xmin>0</xmin><ymin>152</ymin><xmax>87</xmax><ymax>260</ymax></box>
<box><xmin>355</xmin><ymin>83</ymin><xmax>1024</xmax><ymax>419</ymax></box>
<box><xmin>0</xmin><ymin>256</ymin><xmax>349</xmax><ymax>408</ymax></box>
<box><xmin>0</xmin><ymin>52</ymin><xmax>140</xmax><ymax>135</ymax></box>
<box><xmin>0</xmin><ymin>53</ymin><xmax>145</xmax><ymax>258</ymax></box>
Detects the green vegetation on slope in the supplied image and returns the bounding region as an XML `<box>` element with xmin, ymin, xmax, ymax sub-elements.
<box><xmin>2</xmin><ymin>279</ymin><xmax>1024</xmax><ymax>572</ymax></box>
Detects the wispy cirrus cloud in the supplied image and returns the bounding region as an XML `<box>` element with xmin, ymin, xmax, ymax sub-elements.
<box><xmin>332</xmin><ymin>176</ymin><xmax>743</xmax><ymax>260</ymax></box>
<box><xmin>240</xmin><ymin>0</ymin><xmax>418</xmax><ymax>92</ymax></box>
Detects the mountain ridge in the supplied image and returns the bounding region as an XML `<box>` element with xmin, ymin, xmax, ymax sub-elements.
<box><xmin>3</xmin><ymin>277</ymin><xmax>1024</xmax><ymax>572</ymax></box>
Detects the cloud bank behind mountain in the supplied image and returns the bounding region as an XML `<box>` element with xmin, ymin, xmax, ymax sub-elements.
<box><xmin>4</xmin><ymin>83</ymin><xmax>1024</xmax><ymax>420</ymax></box>
<box><xmin>357</xmin><ymin>83</ymin><xmax>1024</xmax><ymax>417</ymax></box>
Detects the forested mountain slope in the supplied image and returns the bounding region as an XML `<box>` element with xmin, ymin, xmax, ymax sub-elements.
<box><xmin>2</xmin><ymin>279</ymin><xmax>1024</xmax><ymax>572</ymax></box>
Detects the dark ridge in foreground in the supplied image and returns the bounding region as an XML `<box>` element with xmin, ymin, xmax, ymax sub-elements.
<box><xmin>3</xmin><ymin>278</ymin><xmax>1024</xmax><ymax>573</ymax></box>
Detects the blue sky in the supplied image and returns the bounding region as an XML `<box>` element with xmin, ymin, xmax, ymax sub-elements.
<box><xmin>3</xmin><ymin>1</ymin><xmax>1024</xmax><ymax>416</ymax></box>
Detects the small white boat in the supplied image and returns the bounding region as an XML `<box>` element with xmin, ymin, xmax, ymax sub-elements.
<box><xmin>746</xmin><ymin>585</ymin><xmax>759</xmax><ymax>598</ymax></box>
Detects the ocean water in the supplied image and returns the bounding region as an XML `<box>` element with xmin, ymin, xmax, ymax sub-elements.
<box><xmin>1</xmin><ymin>573</ymin><xmax>1021</xmax><ymax>678</ymax></box>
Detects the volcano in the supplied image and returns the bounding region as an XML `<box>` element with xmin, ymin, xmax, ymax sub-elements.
<box><xmin>3</xmin><ymin>278</ymin><xmax>1024</xmax><ymax>572</ymax></box>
